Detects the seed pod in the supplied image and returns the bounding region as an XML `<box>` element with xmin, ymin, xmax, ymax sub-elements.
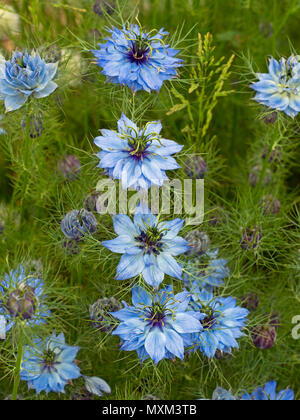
<box><xmin>57</xmin><ymin>155</ymin><xmax>81</xmax><ymax>181</ymax></box>
<box><xmin>185</xmin><ymin>230</ymin><xmax>210</xmax><ymax>256</ymax></box>
<box><xmin>89</xmin><ymin>297</ymin><xmax>122</xmax><ymax>332</ymax></box>
<box><xmin>251</xmin><ymin>324</ymin><xmax>276</xmax><ymax>349</ymax></box>
<box><xmin>7</xmin><ymin>284</ymin><xmax>37</xmax><ymax>320</ymax></box>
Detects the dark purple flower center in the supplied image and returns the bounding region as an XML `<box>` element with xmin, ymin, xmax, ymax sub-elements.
<box><xmin>128</xmin><ymin>40</ymin><xmax>150</xmax><ymax>64</ymax></box>
<box><xmin>145</xmin><ymin>302</ymin><xmax>167</xmax><ymax>327</ymax></box>
<box><xmin>201</xmin><ymin>310</ymin><xmax>217</xmax><ymax>330</ymax></box>
<box><xmin>136</xmin><ymin>227</ymin><xmax>164</xmax><ymax>255</ymax></box>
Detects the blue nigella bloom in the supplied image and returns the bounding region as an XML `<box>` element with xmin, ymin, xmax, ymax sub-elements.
<box><xmin>212</xmin><ymin>387</ymin><xmax>235</xmax><ymax>400</ymax></box>
<box><xmin>61</xmin><ymin>209</ymin><xmax>98</xmax><ymax>241</ymax></box>
<box><xmin>94</xmin><ymin>113</ymin><xmax>183</xmax><ymax>190</ymax></box>
<box><xmin>111</xmin><ymin>285</ymin><xmax>202</xmax><ymax>364</ymax></box>
<box><xmin>0</xmin><ymin>266</ymin><xmax>50</xmax><ymax>333</ymax></box>
<box><xmin>91</xmin><ymin>24</ymin><xmax>182</xmax><ymax>92</ymax></box>
<box><xmin>102</xmin><ymin>206</ymin><xmax>190</xmax><ymax>288</ymax></box>
<box><xmin>241</xmin><ymin>381</ymin><xmax>294</xmax><ymax>400</ymax></box>
<box><xmin>183</xmin><ymin>249</ymin><xmax>229</xmax><ymax>292</ymax></box>
<box><xmin>0</xmin><ymin>50</ymin><xmax>58</xmax><ymax>112</ymax></box>
<box><xmin>250</xmin><ymin>56</ymin><xmax>300</xmax><ymax>118</ymax></box>
<box><xmin>189</xmin><ymin>289</ymin><xmax>249</xmax><ymax>358</ymax></box>
<box><xmin>20</xmin><ymin>332</ymin><xmax>81</xmax><ymax>394</ymax></box>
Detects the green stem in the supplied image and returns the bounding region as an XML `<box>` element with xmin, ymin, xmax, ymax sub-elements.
<box><xmin>12</xmin><ymin>331</ymin><xmax>24</xmax><ymax>401</ymax></box>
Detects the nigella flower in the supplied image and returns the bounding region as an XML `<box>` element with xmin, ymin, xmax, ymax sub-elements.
<box><xmin>189</xmin><ymin>289</ymin><xmax>249</xmax><ymax>358</ymax></box>
<box><xmin>211</xmin><ymin>387</ymin><xmax>235</xmax><ymax>400</ymax></box>
<box><xmin>111</xmin><ymin>285</ymin><xmax>202</xmax><ymax>364</ymax></box>
<box><xmin>61</xmin><ymin>209</ymin><xmax>98</xmax><ymax>241</ymax></box>
<box><xmin>241</xmin><ymin>381</ymin><xmax>294</xmax><ymax>400</ymax></box>
<box><xmin>20</xmin><ymin>332</ymin><xmax>81</xmax><ymax>394</ymax></box>
<box><xmin>183</xmin><ymin>249</ymin><xmax>229</xmax><ymax>292</ymax></box>
<box><xmin>102</xmin><ymin>206</ymin><xmax>190</xmax><ymax>288</ymax></box>
<box><xmin>250</xmin><ymin>56</ymin><xmax>300</xmax><ymax>118</ymax></box>
<box><xmin>0</xmin><ymin>266</ymin><xmax>50</xmax><ymax>333</ymax></box>
<box><xmin>0</xmin><ymin>50</ymin><xmax>58</xmax><ymax>112</ymax></box>
<box><xmin>94</xmin><ymin>114</ymin><xmax>183</xmax><ymax>190</ymax></box>
<box><xmin>91</xmin><ymin>24</ymin><xmax>182</xmax><ymax>92</ymax></box>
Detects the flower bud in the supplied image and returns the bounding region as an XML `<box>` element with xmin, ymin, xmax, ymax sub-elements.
<box><xmin>62</xmin><ymin>239</ymin><xmax>79</xmax><ymax>255</ymax></box>
<box><xmin>185</xmin><ymin>155</ymin><xmax>207</xmax><ymax>179</ymax></box>
<box><xmin>83</xmin><ymin>190</ymin><xmax>101</xmax><ymax>212</ymax></box>
<box><xmin>262</xmin><ymin>146</ymin><xmax>281</xmax><ymax>163</ymax></box>
<box><xmin>262</xmin><ymin>111</ymin><xmax>277</xmax><ymax>124</ymax></box>
<box><xmin>89</xmin><ymin>297</ymin><xmax>122</xmax><ymax>332</ymax></box>
<box><xmin>57</xmin><ymin>155</ymin><xmax>81</xmax><ymax>181</ymax></box>
<box><xmin>261</xmin><ymin>194</ymin><xmax>281</xmax><ymax>215</ymax></box>
<box><xmin>21</xmin><ymin>114</ymin><xmax>43</xmax><ymax>138</ymax></box>
<box><xmin>240</xmin><ymin>225</ymin><xmax>262</xmax><ymax>250</ymax></box>
<box><xmin>249</xmin><ymin>165</ymin><xmax>273</xmax><ymax>187</ymax></box>
<box><xmin>251</xmin><ymin>324</ymin><xmax>276</xmax><ymax>349</ymax></box>
<box><xmin>61</xmin><ymin>209</ymin><xmax>98</xmax><ymax>241</ymax></box>
<box><xmin>241</xmin><ymin>293</ymin><xmax>259</xmax><ymax>311</ymax></box>
<box><xmin>185</xmin><ymin>230</ymin><xmax>210</xmax><ymax>256</ymax></box>
<box><xmin>93</xmin><ymin>0</ymin><xmax>115</xmax><ymax>15</ymax></box>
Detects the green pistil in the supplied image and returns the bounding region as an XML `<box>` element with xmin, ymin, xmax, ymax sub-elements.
<box><xmin>43</xmin><ymin>349</ymin><xmax>56</xmax><ymax>366</ymax></box>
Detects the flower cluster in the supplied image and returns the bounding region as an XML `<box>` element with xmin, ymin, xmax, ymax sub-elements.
<box><xmin>91</xmin><ymin>24</ymin><xmax>182</xmax><ymax>92</ymax></box>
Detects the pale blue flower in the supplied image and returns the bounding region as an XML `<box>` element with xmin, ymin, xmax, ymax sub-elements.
<box><xmin>61</xmin><ymin>209</ymin><xmax>98</xmax><ymax>241</ymax></box>
<box><xmin>20</xmin><ymin>332</ymin><xmax>81</xmax><ymax>394</ymax></box>
<box><xmin>91</xmin><ymin>24</ymin><xmax>182</xmax><ymax>92</ymax></box>
<box><xmin>94</xmin><ymin>114</ymin><xmax>183</xmax><ymax>190</ymax></box>
<box><xmin>0</xmin><ymin>50</ymin><xmax>58</xmax><ymax>112</ymax></box>
<box><xmin>111</xmin><ymin>285</ymin><xmax>202</xmax><ymax>364</ymax></box>
<box><xmin>189</xmin><ymin>289</ymin><xmax>249</xmax><ymax>358</ymax></box>
<box><xmin>102</xmin><ymin>205</ymin><xmax>190</xmax><ymax>288</ymax></box>
<box><xmin>83</xmin><ymin>376</ymin><xmax>111</xmax><ymax>397</ymax></box>
<box><xmin>241</xmin><ymin>380</ymin><xmax>294</xmax><ymax>400</ymax></box>
<box><xmin>251</xmin><ymin>56</ymin><xmax>300</xmax><ymax>117</ymax></box>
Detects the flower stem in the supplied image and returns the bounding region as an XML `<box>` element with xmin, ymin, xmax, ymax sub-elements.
<box><xmin>12</xmin><ymin>331</ymin><xmax>24</xmax><ymax>401</ymax></box>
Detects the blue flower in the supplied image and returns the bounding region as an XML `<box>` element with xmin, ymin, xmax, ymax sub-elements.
<box><xmin>61</xmin><ymin>209</ymin><xmax>98</xmax><ymax>241</ymax></box>
<box><xmin>83</xmin><ymin>376</ymin><xmax>111</xmax><ymax>397</ymax></box>
<box><xmin>0</xmin><ymin>266</ymin><xmax>50</xmax><ymax>333</ymax></box>
<box><xmin>91</xmin><ymin>24</ymin><xmax>182</xmax><ymax>92</ymax></box>
<box><xmin>94</xmin><ymin>114</ymin><xmax>183</xmax><ymax>190</ymax></box>
<box><xmin>20</xmin><ymin>332</ymin><xmax>81</xmax><ymax>394</ymax></box>
<box><xmin>212</xmin><ymin>387</ymin><xmax>235</xmax><ymax>400</ymax></box>
<box><xmin>0</xmin><ymin>50</ymin><xmax>58</xmax><ymax>112</ymax></box>
<box><xmin>183</xmin><ymin>249</ymin><xmax>229</xmax><ymax>292</ymax></box>
<box><xmin>102</xmin><ymin>206</ymin><xmax>190</xmax><ymax>288</ymax></box>
<box><xmin>250</xmin><ymin>56</ymin><xmax>300</xmax><ymax>118</ymax></box>
<box><xmin>241</xmin><ymin>380</ymin><xmax>294</xmax><ymax>400</ymax></box>
<box><xmin>111</xmin><ymin>285</ymin><xmax>202</xmax><ymax>364</ymax></box>
<box><xmin>189</xmin><ymin>289</ymin><xmax>249</xmax><ymax>358</ymax></box>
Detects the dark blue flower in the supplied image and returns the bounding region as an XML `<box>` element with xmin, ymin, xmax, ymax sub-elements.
<box><xmin>20</xmin><ymin>332</ymin><xmax>81</xmax><ymax>394</ymax></box>
<box><xmin>91</xmin><ymin>24</ymin><xmax>182</xmax><ymax>92</ymax></box>
<box><xmin>183</xmin><ymin>249</ymin><xmax>229</xmax><ymax>292</ymax></box>
<box><xmin>0</xmin><ymin>50</ymin><xmax>58</xmax><ymax>112</ymax></box>
<box><xmin>102</xmin><ymin>206</ymin><xmax>190</xmax><ymax>288</ymax></box>
<box><xmin>0</xmin><ymin>266</ymin><xmax>50</xmax><ymax>333</ymax></box>
<box><xmin>189</xmin><ymin>289</ymin><xmax>249</xmax><ymax>358</ymax></box>
<box><xmin>251</xmin><ymin>56</ymin><xmax>300</xmax><ymax>118</ymax></box>
<box><xmin>241</xmin><ymin>380</ymin><xmax>294</xmax><ymax>400</ymax></box>
<box><xmin>94</xmin><ymin>114</ymin><xmax>183</xmax><ymax>190</ymax></box>
<box><xmin>111</xmin><ymin>285</ymin><xmax>202</xmax><ymax>364</ymax></box>
<box><xmin>61</xmin><ymin>209</ymin><xmax>98</xmax><ymax>241</ymax></box>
